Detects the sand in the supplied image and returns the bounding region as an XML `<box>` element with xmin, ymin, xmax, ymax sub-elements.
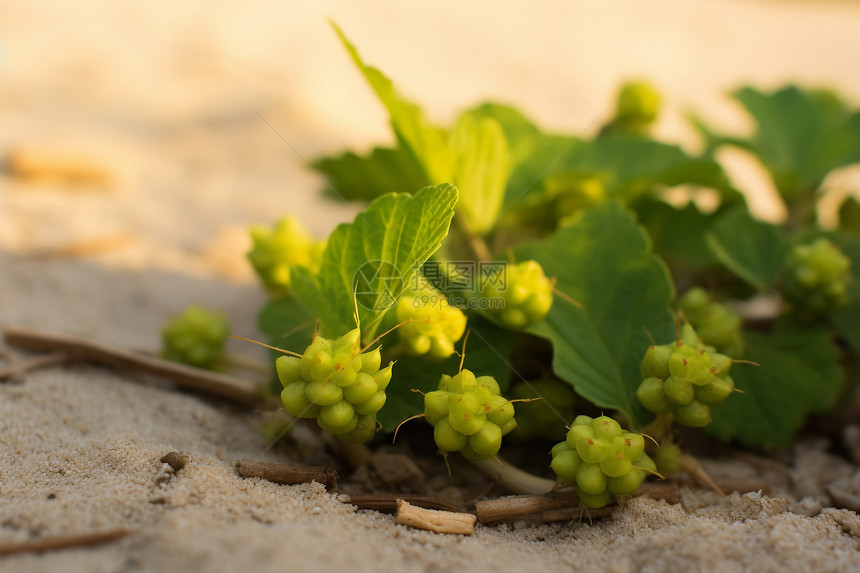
<box><xmin>3</xmin><ymin>1</ymin><xmax>860</xmax><ymax>571</ymax></box>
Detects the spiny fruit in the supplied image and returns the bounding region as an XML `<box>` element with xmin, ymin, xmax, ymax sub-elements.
<box><xmin>247</xmin><ymin>215</ymin><xmax>327</xmax><ymax>295</ymax></box>
<box><xmin>783</xmin><ymin>238</ymin><xmax>851</xmax><ymax>318</ymax></box>
<box><xmin>678</xmin><ymin>287</ymin><xmax>744</xmax><ymax>357</ymax></box>
<box><xmin>161</xmin><ymin>305</ymin><xmax>230</xmax><ymax>370</ymax></box>
<box><xmin>636</xmin><ymin>324</ymin><xmax>735</xmax><ymax>427</ymax></box>
<box><xmin>550</xmin><ymin>415</ymin><xmax>655</xmax><ymax>508</ymax></box>
<box><xmin>508</xmin><ymin>379</ymin><xmax>576</xmax><ymax>442</ymax></box>
<box><xmin>423</xmin><ymin>369</ymin><xmax>516</xmax><ymax>460</ymax></box>
<box><xmin>483</xmin><ymin>260</ymin><xmax>553</xmax><ymax>330</ymax></box>
<box><xmin>277</xmin><ymin>327</ymin><xmax>393</xmax><ymax>443</ymax></box>
<box><xmin>395</xmin><ymin>288</ymin><xmax>467</xmax><ymax>359</ymax></box>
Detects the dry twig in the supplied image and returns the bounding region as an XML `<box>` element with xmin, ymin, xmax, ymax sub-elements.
<box><xmin>3</xmin><ymin>326</ymin><xmax>265</xmax><ymax>406</ymax></box>
<box><xmin>343</xmin><ymin>493</ymin><xmax>459</xmax><ymax>513</ymax></box>
<box><xmin>236</xmin><ymin>460</ymin><xmax>339</xmax><ymax>488</ymax></box>
<box><xmin>0</xmin><ymin>529</ymin><xmax>132</xmax><ymax>556</ymax></box>
<box><xmin>395</xmin><ymin>499</ymin><xmax>476</xmax><ymax>535</ymax></box>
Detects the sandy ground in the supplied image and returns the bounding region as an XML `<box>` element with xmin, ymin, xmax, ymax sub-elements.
<box><xmin>3</xmin><ymin>1</ymin><xmax>860</xmax><ymax>571</ymax></box>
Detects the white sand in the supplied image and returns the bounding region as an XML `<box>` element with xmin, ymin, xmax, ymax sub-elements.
<box><xmin>3</xmin><ymin>1</ymin><xmax>860</xmax><ymax>570</ymax></box>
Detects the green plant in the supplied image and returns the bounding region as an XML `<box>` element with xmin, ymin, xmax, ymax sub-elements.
<box><xmin>239</xmin><ymin>23</ymin><xmax>860</xmax><ymax>495</ymax></box>
<box><xmin>161</xmin><ymin>305</ymin><xmax>230</xmax><ymax>370</ymax></box>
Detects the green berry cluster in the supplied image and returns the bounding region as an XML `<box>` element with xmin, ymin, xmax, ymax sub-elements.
<box><xmin>508</xmin><ymin>379</ymin><xmax>575</xmax><ymax>442</ymax></box>
<box><xmin>247</xmin><ymin>215</ymin><xmax>326</xmax><ymax>295</ymax></box>
<box><xmin>483</xmin><ymin>260</ymin><xmax>553</xmax><ymax>330</ymax></box>
<box><xmin>423</xmin><ymin>369</ymin><xmax>516</xmax><ymax>460</ymax></box>
<box><xmin>277</xmin><ymin>328</ymin><xmax>392</xmax><ymax>443</ymax></box>
<box><xmin>601</xmin><ymin>80</ymin><xmax>661</xmax><ymax>136</ymax></box>
<box><xmin>636</xmin><ymin>325</ymin><xmax>735</xmax><ymax>427</ymax></box>
<box><xmin>161</xmin><ymin>306</ymin><xmax>230</xmax><ymax>370</ymax></box>
<box><xmin>550</xmin><ymin>415</ymin><xmax>656</xmax><ymax>508</ymax></box>
<box><xmin>678</xmin><ymin>287</ymin><xmax>744</xmax><ymax>357</ymax></box>
<box><xmin>783</xmin><ymin>238</ymin><xmax>851</xmax><ymax>317</ymax></box>
<box><xmin>395</xmin><ymin>290</ymin><xmax>467</xmax><ymax>359</ymax></box>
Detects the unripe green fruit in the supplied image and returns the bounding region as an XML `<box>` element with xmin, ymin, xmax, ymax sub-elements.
<box><xmin>333</xmin><ymin>328</ymin><xmax>361</xmax><ymax>355</ymax></box>
<box><xmin>446</xmin><ymin>370</ymin><xmax>477</xmax><ymax>394</ymax></box>
<box><xmin>592</xmin><ymin>416</ymin><xmax>623</xmax><ymax>440</ymax></box>
<box><xmin>305</xmin><ymin>380</ymin><xmax>343</xmax><ymax>406</ymax></box>
<box><xmin>343</xmin><ymin>372</ymin><xmax>378</xmax><ymax>405</ymax></box>
<box><xmin>673</xmin><ymin>399</ymin><xmax>711</xmax><ymax>427</ymax></box>
<box><xmin>576</xmin><ymin>462</ymin><xmax>608</xmax><ymax>495</ymax></box>
<box><xmin>695</xmin><ymin>376</ymin><xmax>733</xmax><ymax>406</ymax></box>
<box><xmin>448</xmin><ymin>393</ymin><xmax>486</xmax><ymax>435</ymax></box>
<box><xmin>424</xmin><ymin>390</ymin><xmax>451</xmax><ymax>426</ymax></box>
<box><xmin>468</xmin><ymin>422</ymin><xmax>503</xmax><ymax>459</ymax></box>
<box><xmin>578</xmin><ymin>489</ymin><xmax>613</xmax><ymax>509</ymax></box>
<box><xmin>608</xmin><ymin>468</ymin><xmax>646</xmax><ymax>495</ymax></box>
<box><xmin>634</xmin><ymin>451</ymin><xmax>658</xmax><ymax>474</ymax></box>
<box><xmin>161</xmin><ymin>306</ymin><xmax>230</xmax><ymax>370</ymax></box>
<box><xmin>783</xmin><ymin>238</ymin><xmax>851</xmax><ymax>317</ymax></box>
<box><xmin>373</xmin><ymin>363</ymin><xmax>394</xmax><ymax>391</ymax></box>
<box><xmin>331</xmin><ymin>367</ymin><xmax>358</xmax><ymax>388</ymax></box>
<box><xmin>614</xmin><ymin>433</ymin><xmax>645</xmax><ymax>461</ymax></box>
<box><xmin>637</xmin><ymin>377</ymin><xmax>672</xmax><ymax>414</ymax></box>
<box><xmin>281</xmin><ymin>381</ymin><xmax>319</xmax><ymax>418</ymax></box>
<box><xmin>354</xmin><ymin>391</ymin><xmax>387</xmax><ymax>415</ymax></box>
<box><xmin>653</xmin><ymin>443</ymin><xmax>682</xmax><ymax>476</ymax></box>
<box><xmin>572</xmin><ymin>415</ymin><xmax>594</xmax><ymax>427</ymax></box>
<box><xmin>566</xmin><ymin>424</ymin><xmax>595</xmax><ymax>448</ymax></box>
<box><xmin>616</xmin><ymin>81</ymin><xmax>661</xmax><ymax>127</ymax></box>
<box><xmin>497</xmin><ymin>418</ymin><xmax>517</xmax><ymax>436</ymax></box>
<box><xmin>710</xmin><ymin>353</ymin><xmax>732</xmax><ymax>378</ymax></box>
<box><xmin>664</xmin><ymin>376</ymin><xmax>694</xmax><ymax>405</ymax></box>
<box><xmin>485</xmin><ymin>398</ymin><xmax>515</xmax><ymax>426</ymax></box>
<box><xmin>641</xmin><ymin>345</ymin><xmax>672</xmax><ymax>379</ymax></box>
<box><xmin>550</xmin><ymin>448</ymin><xmax>582</xmax><ymax>482</ymax></box>
<box><xmin>551</xmin><ymin>441</ymin><xmax>572</xmax><ymax>458</ymax></box>
<box><xmin>319</xmin><ymin>401</ymin><xmax>355</xmax><ymax>429</ymax></box>
<box><xmin>396</xmin><ymin>289</ymin><xmax>467</xmax><ymax>360</ymax></box>
<box><xmin>317</xmin><ymin>412</ymin><xmax>358</xmax><ymax>435</ymax></box>
<box><xmin>434</xmin><ymin>418</ymin><xmax>468</xmax><ymax>451</ymax></box>
<box><xmin>476</xmin><ymin>375</ymin><xmax>501</xmax><ymax>395</ymax></box>
<box><xmin>600</xmin><ymin>449</ymin><xmax>633</xmax><ymax>478</ymax></box>
<box><xmin>246</xmin><ymin>215</ymin><xmax>325</xmax><ymax>295</ymax></box>
<box><xmin>309</xmin><ymin>351</ymin><xmax>335</xmax><ymax>381</ymax></box>
<box><xmin>576</xmin><ymin>437</ymin><xmax>612</xmax><ymax>464</ymax></box>
<box><xmin>484</xmin><ymin>260</ymin><xmax>554</xmax><ymax>330</ymax></box>
<box><xmin>339</xmin><ymin>414</ymin><xmax>378</xmax><ymax>443</ymax></box>
<box><xmin>669</xmin><ymin>344</ymin><xmax>712</xmax><ymax>385</ymax></box>
<box><xmin>276</xmin><ymin>356</ymin><xmax>302</xmax><ymax>386</ymax></box>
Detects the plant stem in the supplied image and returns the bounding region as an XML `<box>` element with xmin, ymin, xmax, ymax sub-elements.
<box><xmin>470</xmin><ymin>457</ymin><xmax>556</xmax><ymax>495</ymax></box>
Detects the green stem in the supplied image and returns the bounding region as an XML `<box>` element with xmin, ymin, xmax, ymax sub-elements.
<box><xmin>470</xmin><ymin>457</ymin><xmax>556</xmax><ymax>495</ymax></box>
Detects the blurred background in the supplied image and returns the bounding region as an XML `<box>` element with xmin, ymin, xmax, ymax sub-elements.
<box><xmin>2</xmin><ymin>0</ymin><xmax>860</xmax><ymax>280</ymax></box>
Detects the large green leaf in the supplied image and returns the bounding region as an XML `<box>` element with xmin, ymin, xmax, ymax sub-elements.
<box><xmin>516</xmin><ymin>202</ymin><xmax>676</xmax><ymax>427</ymax></box>
<box><xmin>291</xmin><ymin>184</ymin><xmax>458</xmax><ymax>342</ymax></box>
<box><xmin>258</xmin><ymin>296</ymin><xmax>316</xmax><ymax>354</ymax></box>
<box><xmin>449</xmin><ymin>112</ymin><xmax>511</xmax><ymax>234</ymax></box>
<box><xmin>697</xmin><ymin>85</ymin><xmax>860</xmax><ymax>197</ymax></box>
<box><xmin>377</xmin><ymin>316</ymin><xmax>515</xmax><ymax>431</ymax></box>
<box><xmin>707</xmin><ymin>323</ymin><xmax>843</xmax><ymax>450</ymax></box>
<box><xmin>556</xmin><ymin>135</ymin><xmax>737</xmax><ymax>201</ymax></box>
<box><xmin>311</xmin><ymin>146</ymin><xmax>429</xmax><ymax>202</ymax></box>
<box><xmin>332</xmin><ymin>22</ymin><xmax>453</xmax><ymax>184</ymax></box>
<box><xmin>634</xmin><ymin>199</ymin><xmax>722</xmax><ymax>272</ymax></box>
<box><xmin>705</xmin><ymin>207</ymin><xmax>790</xmax><ymax>291</ymax></box>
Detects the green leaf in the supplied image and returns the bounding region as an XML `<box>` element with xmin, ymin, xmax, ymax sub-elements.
<box><xmin>556</xmin><ymin>135</ymin><xmax>737</xmax><ymax>202</ymax></box>
<box><xmin>258</xmin><ymin>296</ymin><xmax>317</xmax><ymax>353</ymax></box>
<box><xmin>311</xmin><ymin>146</ymin><xmax>429</xmax><ymax>202</ymax></box>
<box><xmin>516</xmin><ymin>202</ymin><xmax>676</xmax><ymax>427</ymax></box>
<box><xmin>331</xmin><ymin>22</ymin><xmax>453</xmax><ymax>183</ymax></box>
<box><xmin>700</xmin><ymin>85</ymin><xmax>860</xmax><ymax>197</ymax></box>
<box><xmin>291</xmin><ymin>184</ymin><xmax>459</xmax><ymax>342</ymax></box>
<box><xmin>633</xmin><ymin>199</ymin><xmax>722</xmax><ymax>271</ymax></box>
<box><xmin>377</xmin><ymin>316</ymin><xmax>516</xmax><ymax>431</ymax></box>
<box><xmin>450</xmin><ymin>112</ymin><xmax>511</xmax><ymax>234</ymax></box>
<box><xmin>707</xmin><ymin>324</ymin><xmax>843</xmax><ymax>449</ymax></box>
<box><xmin>705</xmin><ymin>207</ymin><xmax>790</xmax><ymax>291</ymax></box>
